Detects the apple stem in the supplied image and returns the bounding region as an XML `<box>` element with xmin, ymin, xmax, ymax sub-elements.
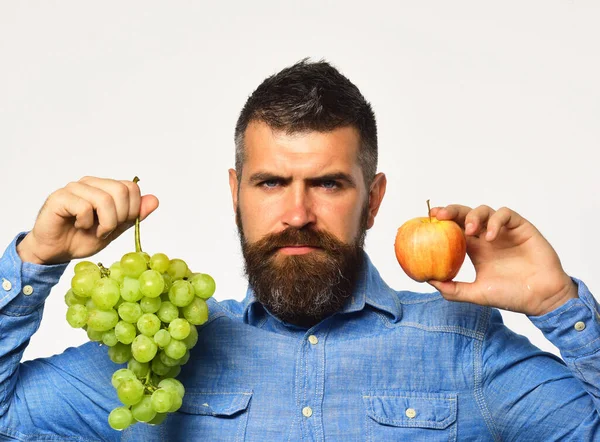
<box><xmin>427</xmin><ymin>199</ymin><xmax>432</xmax><ymax>223</ymax></box>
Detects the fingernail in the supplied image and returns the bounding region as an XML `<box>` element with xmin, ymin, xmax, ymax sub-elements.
<box><xmin>486</xmin><ymin>230</ymin><xmax>493</xmax><ymax>240</ymax></box>
<box><xmin>466</xmin><ymin>223</ymin><xmax>474</xmax><ymax>233</ymax></box>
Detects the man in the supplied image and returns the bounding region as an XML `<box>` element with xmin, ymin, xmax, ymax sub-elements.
<box><xmin>0</xmin><ymin>59</ymin><xmax>598</xmax><ymax>441</ymax></box>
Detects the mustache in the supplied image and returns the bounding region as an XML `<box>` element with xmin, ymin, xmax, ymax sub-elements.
<box><xmin>246</xmin><ymin>227</ymin><xmax>346</xmax><ymax>255</ymax></box>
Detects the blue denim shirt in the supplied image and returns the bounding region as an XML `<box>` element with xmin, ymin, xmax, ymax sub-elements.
<box><xmin>1</xmin><ymin>232</ymin><xmax>600</xmax><ymax>441</ymax></box>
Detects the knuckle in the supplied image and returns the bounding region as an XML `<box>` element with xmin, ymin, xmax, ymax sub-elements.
<box><xmin>99</xmin><ymin>192</ymin><xmax>113</xmax><ymax>206</ymax></box>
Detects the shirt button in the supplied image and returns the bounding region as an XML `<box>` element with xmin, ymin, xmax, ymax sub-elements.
<box><xmin>22</xmin><ymin>285</ymin><xmax>34</xmax><ymax>296</ymax></box>
<box><xmin>2</xmin><ymin>279</ymin><xmax>12</xmax><ymax>291</ymax></box>
<box><xmin>302</xmin><ymin>406</ymin><xmax>313</xmax><ymax>418</ymax></box>
<box><xmin>308</xmin><ymin>335</ymin><xmax>318</xmax><ymax>345</ymax></box>
<box><xmin>574</xmin><ymin>321</ymin><xmax>586</xmax><ymax>331</ymax></box>
<box><xmin>405</xmin><ymin>408</ymin><xmax>417</xmax><ymax>419</ymax></box>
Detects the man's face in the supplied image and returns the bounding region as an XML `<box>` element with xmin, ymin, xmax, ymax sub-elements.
<box><xmin>229</xmin><ymin>121</ymin><xmax>385</xmax><ymax>327</ymax></box>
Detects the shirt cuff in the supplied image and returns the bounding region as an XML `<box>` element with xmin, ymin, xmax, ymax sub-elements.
<box><xmin>0</xmin><ymin>232</ymin><xmax>69</xmax><ymax>316</ymax></box>
<box><xmin>529</xmin><ymin>277</ymin><xmax>600</xmax><ymax>360</ymax></box>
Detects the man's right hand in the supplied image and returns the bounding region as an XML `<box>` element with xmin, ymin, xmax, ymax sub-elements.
<box><xmin>17</xmin><ymin>176</ymin><xmax>159</xmax><ymax>265</ymax></box>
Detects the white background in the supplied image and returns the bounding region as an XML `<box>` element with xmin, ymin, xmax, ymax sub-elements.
<box><xmin>0</xmin><ymin>1</ymin><xmax>597</xmax><ymax>361</ymax></box>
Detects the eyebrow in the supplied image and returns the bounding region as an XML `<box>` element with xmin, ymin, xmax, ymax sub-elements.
<box><xmin>248</xmin><ymin>171</ymin><xmax>357</xmax><ymax>187</ymax></box>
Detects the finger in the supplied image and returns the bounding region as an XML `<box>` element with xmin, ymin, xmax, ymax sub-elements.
<box><xmin>464</xmin><ymin>205</ymin><xmax>495</xmax><ymax>237</ymax></box>
<box><xmin>64</xmin><ymin>182</ymin><xmax>118</xmax><ymax>239</ymax></box>
<box><xmin>484</xmin><ymin>207</ymin><xmax>524</xmax><ymax>241</ymax></box>
<box><xmin>139</xmin><ymin>194</ymin><xmax>159</xmax><ymax>221</ymax></box>
<box><xmin>428</xmin><ymin>279</ymin><xmax>489</xmax><ymax>306</ymax></box>
<box><xmin>103</xmin><ymin>194</ymin><xmax>159</xmax><ymax>242</ymax></box>
<box><xmin>78</xmin><ymin>177</ymin><xmax>131</xmax><ymax>224</ymax></box>
<box><xmin>47</xmin><ymin>190</ymin><xmax>96</xmax><ymax>230</ymax></box>
<box><xmin>117</xmin><ymin>179</ymin><xmax>142</xmax><ymax>223</ymax></box>
<box><xmin>430</xmin><ymin>204</ymin><xmax>472</xmax><ymax>229</ymax></box>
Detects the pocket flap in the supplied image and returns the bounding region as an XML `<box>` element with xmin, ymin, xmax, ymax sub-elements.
<box><xmin>362</xmin><ymin>390</ymin><xmax>457</xmax><ymax>429</ymax></box>
<box><xmin>180</xmin><ymin>391</ymin><xmax>253</xmax><ymax>417</ymax></box>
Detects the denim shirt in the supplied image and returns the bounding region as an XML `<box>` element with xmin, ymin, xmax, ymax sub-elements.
<box><xmin>1</xmin><ymin>232</ymin><xmax>600</xmax><ymax>441</ymax></box>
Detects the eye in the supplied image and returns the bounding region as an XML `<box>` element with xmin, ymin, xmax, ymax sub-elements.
<box><xmin>320</xmin><ymin>180</ymin><xmax>339</xmax><ymax>189</ymax></box>
<box><xmin>261</xmin><ymin>179</ymin><xmax>280</xmax><ymax>188</ymax></box>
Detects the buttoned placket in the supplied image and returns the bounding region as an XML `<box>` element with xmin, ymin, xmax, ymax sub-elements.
<box><xmin>296</xmin><ymin>324</ymin><xmax>328</xmax><ymax>442</ymax></box>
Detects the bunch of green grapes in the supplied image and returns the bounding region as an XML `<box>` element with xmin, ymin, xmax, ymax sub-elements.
<box><xmin>64</xmin><ymin>250</ymin><xmax>215</xmax><ymax>431</ymax></box>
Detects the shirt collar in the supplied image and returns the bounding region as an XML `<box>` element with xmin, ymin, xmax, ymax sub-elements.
<box><xmin>241</xmin><ymin>251</ymin><xmax>402</xmax><ymax>326</ymax></box>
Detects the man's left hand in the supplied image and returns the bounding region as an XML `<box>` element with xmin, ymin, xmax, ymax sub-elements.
<box><xmin>427</xmin><ymin>204</ymin><xmax>578</xmax><ymax>316</ymax></box>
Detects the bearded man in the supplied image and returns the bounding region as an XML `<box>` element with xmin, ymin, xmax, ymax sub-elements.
<box><xmin>1</xmin><ymin>59</ymin><xmax>599</xmax><ymax>441</ymax></box>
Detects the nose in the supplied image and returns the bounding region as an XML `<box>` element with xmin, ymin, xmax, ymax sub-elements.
<box><xmin>281</xmin><ymin>186</ymin><xmax>316</xmax><ymax>229</ymax></box>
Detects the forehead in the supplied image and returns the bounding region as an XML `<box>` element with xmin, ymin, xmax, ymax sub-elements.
<box><xmin>242</xmin><ymin>121</ymin><xmax>361</xmax><ymax>173</ymax></box>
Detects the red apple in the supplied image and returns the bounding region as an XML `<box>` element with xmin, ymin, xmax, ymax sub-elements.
<box><xmin>394</xmin><ymin>202</ymin><xmax>467</xmax><ymax>282</ymax></box>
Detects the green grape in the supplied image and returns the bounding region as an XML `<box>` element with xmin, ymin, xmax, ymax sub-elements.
<box><xmin>114</xmin><ymin>297</ymin><xmax>125</xmax><ymax>309</ymax></box>
<box><xmin>151</xmin><ymin>356</ymin><xmax>172</xmax><ymax>376</ymax></box>
<box><xmin>150</xmin><ymin>389</ymin><xmax>174</xmax><ymax>413</ymax></box>
<box><xmin>131</xmin><ymin>395</ymin><xmax>156</xmax><ymax>423</ymax></box>
<box><xmin>157</xmin><ymin>301</ymin><xmax>179</xmax><ymax>324</ymax></box>
<box><xmin>168</xmin><ymin>318</ymin><xmax>190</xmax><ymax>340</ymax></box>
<box><xmin>182</xmin><ymin>324</ymin><xmax>198</xmax><ymax>349</ymax></box>
<box><xmin>158</xmin><ymin>378</ymin><xmax>185</xmax><ymax>398</ymax></box>
<box><xmin>86</xmin><ymin>298</ymin><xmax>97</xmax><ymax>310</ymax></box>
<box><xmin>140</xmin><ymin>296</ymin><xmax>161</xmax><ymax>313</ymax></box>
<box><xmin>64</xmin><ymin>289</ymin><xmax>86</xmax><ymax>307</ymax></box>
<box><xmin>166</xmin><ymin>365</ymin><xmax>181</xmax><ymax>378</ymax></box>
<box><xmin>178</xmin><ymin>350</ymin><xmax>190</xmax><ymax>366</ymax></box>
<box><xmin>141</xmin><ymin>252</ymin><xmax>151</xmax><ymax>264</ymax></box>
<box><xmin>91</xmin><ymin>278</ymin><xmax>121</xmax><ymax>310</ymax></box>
<box><xmin>149</xmin><ymin>253</ymin><xmax>170</xmax><ymax>274</ymax></box>
<box><xmin>108</xmin><ymin>342</ymin><xmax>133</xmax><ymax>364</ymax></box>
<box><xmin>127</xmin><ymin>359</ymin><xmax>149</xmax><ymax>378</ymax></box>
<box><xmin>161</xmin><ymin>274</ymin><xmax>172</xmax><ymax>294</ymax></box>
<box><xmin>71</xmin><ymin>270</ymin><xmax>100</xmax><ymax>297</ymax></box>
<box><xmin>108</xmin><ymin>343</ymin><xmax>132</xmax><ymax>364</ymax></box>
<box><xmin>190</xmin><ymin>273</ymin><xmax>216</xmax><ymax>299</ymax></box>
<box><xmin>131</xmin><ymin>335</ymin><xmax>158</xmax><ymax>363</ymax></box>
<box><xmin>120</xmin><ymin>277</ymin><xmax>142</xmax><ymax>302</ymax></box>
<box><xmin>108</xmin><ymin>262</ymin><xmax>125</xmax><ymax>284</ymax></box>
<box><xmin>148</xmin><ymin>412</ymin><xmax>167</xmax><ymax>426</ymax></box>
<box><xmin>137</xmin><ymin>313</ymin><xmax>161</xmax><ymax>337</ymax></box>
<box><xmin>87</xmin><ymin>308</ymin><xmax>119</xmax><ymax>332</ymax></box>
<box><xmin>120</xmin><ymin>252</ymin><xmax>148</xmax><ymax>278</ymax></box>
<box><xmin>111</xmin><ymin>368</ymin><xmax>137</xmax><ymax>388</ymax></box>
<box><xmin>159</xmin><ymin>351</ymin><xmax>180</xmax><ymax>367</ymax></box>
<box><xmin>117</xmin><ymin>378</ymin><xmax>145</xmax><ymax>406</ymax></box>
<box><xmin>102</xmin><ymin>329</ymin><xmax>118</xmax><ymax>347</ymax></box>
<box><xmin>139</xmin><ymin>269</ymin><xmax>165</xmax><ymax>298</ymax></box>
<box><xmin>108</xmin><ymin>406</ymin><xmax>133</xmax><ymax>431</ymax></box>
<box><xmin>115</xmin><ymin>321</ymin><xmax>136</xmax><ymax>344</ymax></box>
<box><xmin>66</xmin><ymin>304</ymin><xmax>88</xmax><ymax>328</ymax></box>
<box><xmin>164</xmin><ymin>339</ymin><xmax>187</xmax><ymax>360</ymax></box>
<box><xmin>153</xmin><ymin>329</ymin><xmax>171</xmax><ymax>348</ymax></box>
<box><xmin>118</xmin><ymin>302</ymin><xmax>143</xmax><ymax>323</ymax></box>
<box><xmin>87</xmin><ymin>327</ymin><xmax>104</xmax><ymax>342</ymax></box>
<box><xmin>168</xmin><ymin>393</ymin><xmax>183</xmax><ymax>412</ymax></box>
<box><xmin>167</xmin><ymin>259</ymin><xmax>188</xmax><ymax>280</ymax></box>
<box><xmin>168</xmin><ymin>280</ymin><xmax>194</xmax><ymax>307</ymax></box>
<box><xmin>74</xmin><ymin>261</ymin><xmax>101</xmax><ymax>276</ymax></box>
<box><xmin>181</xmin><ymin>297</ymin><xmax>209</xmax><ymax>325</ymax></box>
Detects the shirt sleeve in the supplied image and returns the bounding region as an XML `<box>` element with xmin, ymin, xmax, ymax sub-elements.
<box><xmin>0</xmin><ymin>233</ymin><xmax>120</xmax><ymax>441</ymax></box>
<box><xmin>528</xmin><ymin>277</ymin><xmax>600</xmax><ymax>410</ymax></box>
<box><xmin>477</xmin><ymin>279</ymin><xmax>600</xmax><ymax>441</ymax></box>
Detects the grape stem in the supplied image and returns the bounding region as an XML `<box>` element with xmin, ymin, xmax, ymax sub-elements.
<box><xmin>133</xmin><ymin>176</ymin><xmax>143</xmax><ymax>253</ymax></box>
<box><xmin>97</xmin><ymin>263</ymin><xmax>110</xmax><ymax>278</ymax></box>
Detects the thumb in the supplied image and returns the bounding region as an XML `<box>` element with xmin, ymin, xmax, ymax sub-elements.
<box><xmin>139</xmin><ymin>194</ymin><xmax>159</xmax><ymax>221</ymax></box>
<box><xmin>428</xmin><ymin>280</ymin><xmax>485</xmax><ymax>306</ymax></box>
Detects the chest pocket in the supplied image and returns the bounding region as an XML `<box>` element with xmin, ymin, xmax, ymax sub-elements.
<box><xmin>362</xmin><ymin>390</ymin><xmax>457</xmax><ymax>442</ymax></box>
<box><xmin>157</xmin><ymin>390</ymin><xmax>253</xmax><ymax>442</ymax></box>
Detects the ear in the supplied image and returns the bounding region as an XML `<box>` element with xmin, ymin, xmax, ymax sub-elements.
<box><xmin>228</xmin><ymin>168</ymin><xmax>239</xmax><ymax>214</ymax></box>
<box><xmin>366</xmin><ymin>172</ymin><xmax>387</xmax><ymax>230</ymax></box>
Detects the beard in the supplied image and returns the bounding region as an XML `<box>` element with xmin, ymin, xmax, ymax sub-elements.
<box><xmin>237</xmin><ymin>205</ymin><xmax>368</xmax><ymax>328</ymax></box>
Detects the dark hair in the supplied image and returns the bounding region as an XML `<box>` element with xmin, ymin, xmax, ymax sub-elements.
<box><xmin>234</xmin><ymin>58</ymin><xmax>378</xmax><ymax>187</ymax></box>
